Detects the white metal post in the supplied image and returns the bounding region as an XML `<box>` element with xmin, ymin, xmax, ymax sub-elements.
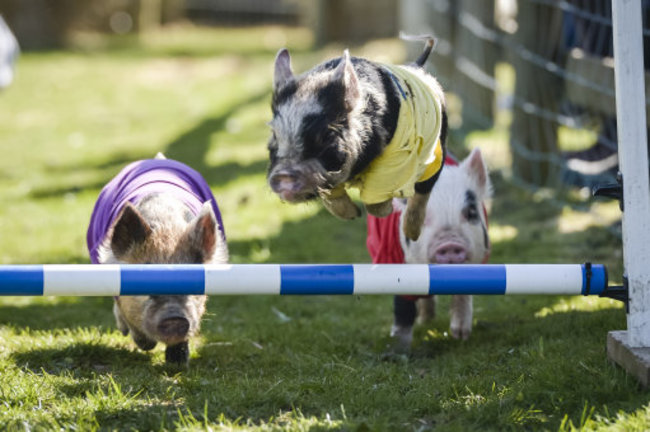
<box><xmin>612</xmin><ymin>0</ymin><xmax>650</xmax><ymax>346</ymax></box>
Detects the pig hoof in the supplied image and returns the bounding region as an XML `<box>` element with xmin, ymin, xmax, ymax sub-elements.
<box><xmin>134</xmin><ymin>338</ymin><xmax>157</xmax><ymax>351</ymax></box>
<box><xmin>324</xmin><ymin>200</ymin><xmax>361</xmax><ymax>220</ymax></box>
<box><xmin>450</xmin><ymin>296</ymin><xmax>473</xmax><ymax>340</ymax></box>
<box><xmin>402</xmin><ymin>220</ymin><xmax>422</xmax><ymax>241</ymax></box>
<box><xmin>450</xmin><ymin>325</ymin><xmax>472</xmax><ymax>341</ymax></box>
<box><xmin>165</xmin><ymin>342</ymin><xmax>189</xmax><ymax>365</ymax></box>
<box><xmin>389</xmin><ymin>324</ymin><xmax>413</xmax><ymax>354</ymax></box>
<box><xmin>416</xmin><ymin>297</ymin><xmax>436</xmax><ymax>324</ymax></box>
<box><xmin>320</xmin><ymin>191</ymin><xmax>361</xmax><ymax>220</ymax></box>
<box><xmin>365</xmin><ymin>200</ymin><xmax>393</xmax><ymax>218</ymax></box>
<box><xmin>133</xmin><ymin>333</ymin><xmax>157</xmax><ymax>351</ymax></box>
<box><xmin>338</xmin><ymin>204</ymin><xmax>361</xmax><ymax>220</ymax></box>
<box><xmin>403</xmin><ymin>193</ymin><xmax>428</xmax><ymax>240</ymax></box>
<box><xmin>450</xmin><ymin>317</ymin><xmax>472</xmax><ymax>340</ymax></box>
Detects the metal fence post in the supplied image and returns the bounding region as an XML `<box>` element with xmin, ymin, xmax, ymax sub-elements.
<box><xmin>607</xmin><ymin>0</ymin><xmax>650</xmax><ymax>386</ymax></box>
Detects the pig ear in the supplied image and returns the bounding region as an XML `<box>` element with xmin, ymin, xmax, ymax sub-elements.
<box><xmin>274</xmin><ymin>48</ymin><xmax>294</xmax><ymax>90</ymax></box>
<box><xmin>111</xmin><ymin>202</ymin><xmax>152</xmax><ymax>259</ymax></box>
<box><xmin>333</xmin><ymin>49</ymin><xmax>360</xmax><ymax>111</ymax></box>
<box><xmin>186</xmin><ymin>202</ymin><xmax>219</xmax><ymax>262</ymax></box>
<box><xmin>462</xmin><ymin>148</ymin><xmax>489</xmax><ymax>191</ymax></box>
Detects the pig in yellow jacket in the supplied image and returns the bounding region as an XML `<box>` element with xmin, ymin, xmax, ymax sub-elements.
<box><xmin>336</xmin><ymin>64</ymin><xmax>445</xmax><ymax>204</ymax></box>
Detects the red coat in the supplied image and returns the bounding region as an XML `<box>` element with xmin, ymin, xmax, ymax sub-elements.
<box><xmin>366</xmin><ymin>155</ymin><xmax>488</xmax><ymax>299</ymax></box>
<box><xmin>367</xmin><ymin>155</ymin><xmax>459</xmax><ymax>265</ymax></box>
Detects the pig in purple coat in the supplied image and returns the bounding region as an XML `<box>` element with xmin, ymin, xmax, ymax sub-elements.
<box><xmin>87</xmin><ymin>156</ymin><xmax>228</xmax><ymax>365</ymax></box>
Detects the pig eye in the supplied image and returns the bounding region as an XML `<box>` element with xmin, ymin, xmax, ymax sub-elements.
<box><xmin>462</xmin><ymin>204</ymin><xmax>480</xmax><ymax>224</ymax></box>
<box><xmin>318</xmin><ymin>145</ymin><xmax>346</xmax><ymax>172</ymax></box>
<box><xmin>463</xmin><ymin>190</ymin><xmax>480</xmax><ymax>224</ymax></box>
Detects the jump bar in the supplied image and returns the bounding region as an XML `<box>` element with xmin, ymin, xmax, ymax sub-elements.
<box><xmin>0</xmin><ymin>264</ymin><xmax>607</xmax><ymax>297</ymax></box>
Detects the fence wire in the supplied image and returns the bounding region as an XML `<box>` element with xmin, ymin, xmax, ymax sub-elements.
<box><xmin>402</xmin><ymin>0</ymin><xmax>650</xmax><ymax>231</ymax></box>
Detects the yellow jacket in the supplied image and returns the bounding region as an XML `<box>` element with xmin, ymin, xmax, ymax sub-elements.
<box><xmin>340</xmin><ymin>64</ymin><xmax>444</xmax><ymax>204</ymax></box>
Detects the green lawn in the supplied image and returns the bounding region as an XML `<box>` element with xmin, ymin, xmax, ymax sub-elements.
<box><xmin>0</xmin><ymin>24</ymin><xmax>642</xmax><ymax>431</ymax></box>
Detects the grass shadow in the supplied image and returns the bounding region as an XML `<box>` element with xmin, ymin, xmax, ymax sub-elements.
<box><xmin>163</xmin><ymin>88</ymin><xmax>271</xmax><ymax>187</ymax></box>
<box><xmin>28</xmin><ymin>82</ymin><xmax>271</xmax><ymax>200</ymax></box>
<box><xmin>201</xmin><ymin>159</ymin><xmax>268</xmax><ymax>187</ymax></box>
<box><xmin>38</xmin><ymin>152</ymin><xmax>157</xmax><ymax>174</ymax></box>
<box><xmin>10</xmin><ymin>343</ymin><xmax>152</xmax><ymax>377</ymax></box>
<box><xmin>421</xmin><ymin>306</ymin><xmax>633</xmax><ymax>391</ymax></box>
<box><xmin>28</xmin><ymin>146</ymin><xmax>269</xmax><ymax>201</ymax></box>
<box><xmin>228</xmin><ymin>204</ymin><xmax>369</xmax><ymax>264</ymax></box>
<box><xmin>411</xmin><ymin>300</ymin><xmax>624</xmax><ymax>356</ymax></box>
<box><xmin>489</xmin><ymin>171</ymin><xmax>564</xmax><ymax>225</ymax></box>
<box><xmin>29</xmin><ymin>180</ymin><xmax>112</xmax><ymax>200</ymax></box>
<box><xmin>28</xmin><ymin>152</ymin><xmax>158</xmax><ymax>200</ymax></box>
<box><xmin>84</xmin><ymin>404</ymin><xmax>356</xmax><ymax>431</ymax></box>
<box><xmin>0</xmin><ymin>297</ymin><xmax>114</xmax><ymax>331</ymax></box>
<box><xmin>486</xmin><ymin>172</ymin><xmax>622</xmax><ymax>275</ymax></box>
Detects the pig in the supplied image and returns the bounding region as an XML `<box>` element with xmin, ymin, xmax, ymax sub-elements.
<box><xmin>86</xmin><ymin>155</ymin><xmax>228</xmax><ymax>365</ymax></box>
<box><xmin>366</xmin><ymin>148</ymin><xmax>491</xmax><ymax>352</ymax></box>
<box><xmin>267</xmin><ymin>35</ymin><xmax>447</xmax><ymax>241</ymax></box>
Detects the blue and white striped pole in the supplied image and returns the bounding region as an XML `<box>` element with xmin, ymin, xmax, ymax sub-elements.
<box><xmin>0</xmin><ymin>264</ymin><xmax>607</xmax><ymax>297</ymax></box>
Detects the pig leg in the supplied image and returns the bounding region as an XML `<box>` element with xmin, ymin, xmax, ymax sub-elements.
<box><xmin>131</xmin><ymin>328</ymin><xmax>157</xmax><ymax>351</ymax></box>
<box><xmin>165</xmin><ymin>342</ymin><xmax>189</xmax><ymax>365</ymax></box>
<box><xmin>114</xmin><ymin>298</ymin><xmax>157</xmax><ymax>350</ymax></box>
<box><xmin>365</xmin><ymin>199</ymin><xmax>394</xmax><ymax>218</ymax></box>
<box><xmin>390</xmin><ymin>295</ymin><xmax>417</xmax><ymax>352</ymax></box>
<box><xmin>416</xmin><ymin>296</ymin><xmax>436</xmax><ymax>324</ymax></box>
<box><xmin>113</xmin><ymin>301</ymin><xmax>130</xmax><ymax>336</ymax></box>
<box><xmin>449</xmin><ymin>295</ymin><xmax>473</xmax><ymax>340</ymax></box>
<box><xmin>402</xmin><ymin>191</ymin><xmax>430</xmax><ymax>241</ymax></box>
<box><xmin>403</xmin><ymin>160</ymin><xmax>445</xmax><ymax>241</ymax></box>
<box><xmin>319</xmin><ymin>188</ymin><xmax>361</xmax><ymax>220</ymax></box>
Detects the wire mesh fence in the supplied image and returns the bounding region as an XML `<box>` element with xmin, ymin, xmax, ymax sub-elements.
<box><xmin>400</xmin><ymin>0</ymin><xmax>650</xmax><ymax>230</ymax></box>
<box><xmin>1</xmin><ymin>0</ymin><xmax>640</xmax><ymax>228</ymax></box>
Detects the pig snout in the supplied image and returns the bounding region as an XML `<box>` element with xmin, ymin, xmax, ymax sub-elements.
<box><xmin>146</xmin><ymin>296</ymin><xmax>197</xmax><ymax>344</ymax></box>
<box><xmin>431</xmin><ymin>242</ymin><xmax>467</xmax><ymax>264</ymax></box>
<box><xmin>157</xmin><ymin>316</ymin><xmax>190</xmax><ymax>340</ymax></box>
<box><xmin>269</xmin><ymin>169</ymin><xmax>306</xmax><ymax>201</ymax></box>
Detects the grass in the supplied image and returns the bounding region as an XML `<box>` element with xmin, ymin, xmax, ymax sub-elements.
<box><xmin>0</xmin><ymin>24</ymin><xmax>641</xmax><ymax>431</ymax></box>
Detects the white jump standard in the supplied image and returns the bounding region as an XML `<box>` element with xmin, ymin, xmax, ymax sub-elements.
<box><xmin>0</xmin><ymin>263</ymin><xmax>609</xmax><ymax>297</ymax></box>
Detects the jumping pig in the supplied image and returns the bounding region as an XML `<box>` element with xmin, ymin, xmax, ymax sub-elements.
<box><xmin>267</xmin><ymin>36</ymin><xmax>447</xmax><ymax>241</ymax></box>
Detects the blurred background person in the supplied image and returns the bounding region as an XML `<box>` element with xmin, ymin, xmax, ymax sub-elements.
<box><xmin>0</xmin><ymin>15</ymin><xmax>18</xmax><ymax>89</ymax></box>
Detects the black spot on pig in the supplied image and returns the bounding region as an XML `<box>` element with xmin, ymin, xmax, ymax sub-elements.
<box><xmin>271</xmin><ymin>81</ymin><xmax>298</xmax><ymax>114</ymax></box>
<box><xmin>111</xmin><ymin>204</ymin><xmax>151</xmax><ymax>259</ymax></box>
<box><xmin>463</xmin><ymin>189</ymin><xmax>489</xmax><ymax>249</ymax></box>
<box><xmin>317</xmin><ymin>80</ymin><xmax>350</xmax><ymax>118</ymax></box>
<box><xmin>463</xmin><ymin>190</ymin><xmax>480</xmax><ymax>224</ymax></box>
<box><xmin>300</xmin><ymin>113</ymin><xmax>348</xmax><ymax>172</ymax></box>
<box><xmin>350</xmin><ymin>67</ymin><xmax>401</xmax><ymax>177</ymax></box>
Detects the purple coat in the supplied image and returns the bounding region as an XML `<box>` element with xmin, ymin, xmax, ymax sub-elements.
<box><xmin>87</xmin><ymin>158</ymin><xmax>225</xmax><ymax>264</ymax></box>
